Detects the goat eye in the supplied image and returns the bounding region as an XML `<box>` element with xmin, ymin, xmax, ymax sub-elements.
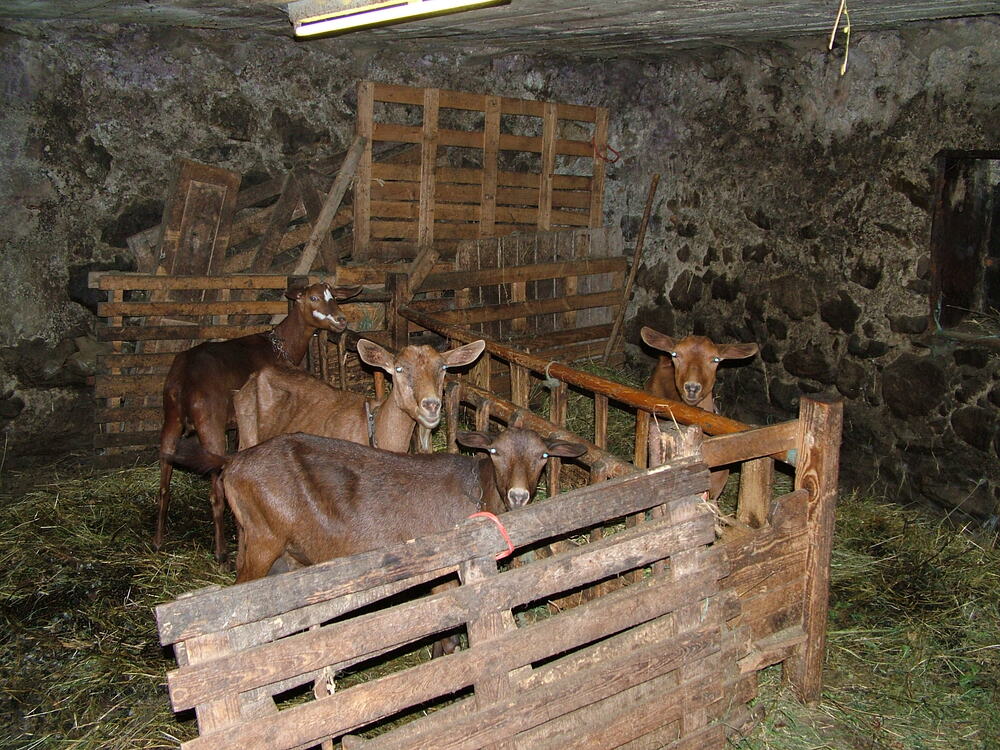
<box><xmin>440</xmin><ymin>364</ymin><xmax>447</xmax><ymax>371</ymax></box>
<box><xmin>489</xmin><ymin>448</ymin><xmax>497</xmax><ymax>454</ymax></box>
<box><xmin>310</xmin><ymin>295</ymin><xmax>319</xmax><ymax>301</ymax></box>
<box><xmin>668</xmin><ymin>351</ymin><xmax>677</xmax><ymax>358</ymax></box>
<box><xmin>712</xmin><ymin>357</ymin><xmax>722</xmax><ymax>363</ymax></box>
<box><xmin>395</xmin><ymin>366</ymin><xmax>403</xmax><ymax>373</ymax></box>
<box><xmin>542</xmin><ymin>452</ymin><xmax>549</xmax><ymax>459</ymax></box>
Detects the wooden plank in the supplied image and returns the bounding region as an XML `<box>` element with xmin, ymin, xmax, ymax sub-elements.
<box><xmin>99</xmin><ymin>300</ymin><xmax>287</xmax><ymax>317</ymax></box>
<box><xmin>589</xmin><ymin>108</ymin><xmax>609</xmax><ymax>226</ymax></box>
<box><xmin>538</xmin><ymin>101</ymin><xmax>557</xmax><ymax>231</ymax></box>
<box><xmin>483</xmin><ymin>96</ymin><xmax>498</xmax><ymax>241</ymax></box>
<box><xmin>701</xmin><ymin>419</ymin><xmax>799</xmax><ymax>467</ymax></box>
<box><xmin>91</xmin><ymin>273</ymin><xmax>297</xmax><ymax>291</ymax></box>
<box><xmin>354</xmin><ymin>80</ymin><xmax>374</xmax><ymax>261</ymax></box>
<box><xmin>249</xmin><ymin>173</ymin><xmax>301</xmax><ymax>273</ymax></box>
<box><xmin>594</xmin><ymin>394</ymin><xmax>608</xmax><ymax>450</ymax></box>
<box><xmin>428</xmin><ymin>289</ymin><xmax>621</xmax><ymax>326</ymax></box>
<box><xmin>156</xmin><ymin>465</ymin><xmax>706</xmax><ymax>645</ymax></box>
<box><xmin>373</xmin><ymin>162</ymin><xmax>592</xmax><ymax>191</ymax></box>
<box><xmin>157</xmin><ymin>159</ymin><xmax>241</xmax><ymax>277</ymax></box>
<box><xmin>419</xmin><ymin>257</ymin><xmax>626</xmax><ymax>292</ymax></box>
<box><xmin>371</xmin><ymin>122</ymin><xmax>594</xmax><ymax>158</ymax></box>
<box><xmin>95</xmin><ymin>406</ymin><xmax>162</xmax><ymax>423</ymax></box>
<box><xmin>94</xmin><ymin>429</ymin><xmax>162</xmax><ymax>449</ymax></box>
<box><xmin>785</xmin><ymin>397</ymin><xmax>843</xmax><ymax>702</ymax></box>
<box><xmin>94</xmin><ymin>374</ymin><xmax>164</xmax><ymax>397</ymax></box>
<box><xmin>98</xmin><ymin>324</ymin><xmax>270</xmax><ymax>342</ymax></box>
<box><xmin>97</xmin><ymin>351</ymin><xmax>178</xmax><ymax>370</ymax></box>
<box><xmin>736</xmin><ymin>457</ymin><xmax>774</xmax><ymax>529</ymax></box>
<box><xmin>417</xmin><ymin>87</ymin><xmax>440</xmax><ymax>252</ymax></box>
<box><xmin>504</xmin><ymin>323</ymin><xmax>614</xmax><ymax>349</ymax></box>
<box><xmin>183</xmin><ymin>632</ymin><xmax>243</xmax><ymax>736</ymax></box>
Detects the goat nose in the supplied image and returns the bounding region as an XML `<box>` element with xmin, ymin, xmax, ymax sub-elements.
<box><xmin>684</xmin><ymin>382</ymin><xmax>701</xmax><ymax>398</ymax></box>
<box><xmin>507</xmin><ymin>488</ymin><xmax>530</xmax><ymax>508</ymax></box>
<box><xmin>333</xmin><ymin>315</ymin><xmax>347</xmax><ymax>327</ymax></box>
<box><xmin>421</xmin><ymin>398</ymin><xmax>441</xmax><ymax>415</ymax></box>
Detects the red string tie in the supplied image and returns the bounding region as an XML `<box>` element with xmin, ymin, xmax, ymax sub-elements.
<box><xmin>591</xmin><ymin>137</ymin><xmax>621</xmax><ymax>163</ymax></box>
<box><xmin>468</xmin><ymin>511</ymin><xmax>515</xmax><ymax>560</ymax></box>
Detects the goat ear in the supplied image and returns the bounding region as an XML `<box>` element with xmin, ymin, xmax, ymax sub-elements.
<box><xmin>356</xmin><ymin>339</ymin><xmax>394</xmax><ymax>372</ymax></box>
<box><xmin>718</xmin><ymin>342</ymin><xmax>759</xmax><ymax>360</ymax></box>
<box><xmin>544</xmin><ymin>438</ymin><xmax>588</xmax><ymax>459</ymax></box>
<box><xmin>285</xmin><ymin>286</ymin><xmax>305</xmax><ymax>301</ymax></box>
<box><xmin>456</xmin><ymin>430</ymin><xmax>495</xmax><ymax>450</ymax></box>
<box><xmin>333</xmin><ymin>285</ymin><xmax>363</xmax><ymax>300</ymax></box>
<box><xmin>640</xmin><ymin>326</ymin><xmax>676</xmax><ymax>353</ymax></box>
<box><xmin>441</xmin><ymin>339</ymin><xmax>486</xmax><ymax>369</ymax></box>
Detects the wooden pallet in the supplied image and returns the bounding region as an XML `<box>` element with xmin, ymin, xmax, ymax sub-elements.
<box><xmin>354</xmin><ymin>81</ymin><xmax>610</xmax><ymax>261</ymax></box>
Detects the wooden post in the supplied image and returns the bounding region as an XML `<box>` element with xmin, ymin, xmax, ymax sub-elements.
<box><xmin>647</xmin><ymin>419</ymin><xmax>704</xmax><ymax>576</ymax></box>
<box><xmin>547</xmin><ymin>380</ymin><xmax>568</xmax><ymax>497</ymax></box>
<box><xmin>385</xmin><ymin>272</ymin><xmax>410</xmax><ymax>353</ymax></box>
<box><xmin>353</xmin><ymin>81</ymin><xmax>374</xmax><ymax>262</ymax></box>
<box><xmin>634</xmin><ymin>409</ymin><xmax>650</xmax><ymax>469</ymax></box>
<box><xmin>736</xmin><ymin>457</ymin><xmax>774</xmax><ymax>529</ymax></box>
<box><xmin>785</xmin><ymin>396</ymin><xmax>843</xmax><ymax>703</ymax></box>
<box><xmin>445</xmin><ymin>380</ymin><xmax>461</xmax><ymax>453</ymax></box>
<box><xmin>594</xmin><ymin>394</ymin><xmax>608</xmax><ymax>450</ymax></box>
<box><xmin>510</xmin><ymin>364</ymin><xmax>530</xmax><ymax>408</ymax></box>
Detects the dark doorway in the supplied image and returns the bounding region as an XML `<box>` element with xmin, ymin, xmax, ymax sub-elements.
<box><xmin>929</xmin><ymin>150</ymin><xmax>1000</xmax><ymax>330</ymax></box>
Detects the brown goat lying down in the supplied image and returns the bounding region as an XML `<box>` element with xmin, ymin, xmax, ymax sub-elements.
<box><xmin>177</xmin><ymin>428</ymin><xmax>587</xmax><ymax>584</ymax></box>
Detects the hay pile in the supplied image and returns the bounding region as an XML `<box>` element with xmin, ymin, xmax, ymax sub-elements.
<box><xmin>1</xmin><ymin>382</ymin><xmax>997</xmax><ymax>748</ymax></box>
<box><xmin>0</xmin><ymin>463</ymin><xmax>227</xmax><ymax>748</ymax></box>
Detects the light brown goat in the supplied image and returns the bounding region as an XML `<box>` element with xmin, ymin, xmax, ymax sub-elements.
<box><xmin>233</xmin><ymin>339</ymin><xmax>486</xmax><ymax>453</ymax></box>
<box><xmin>640</xmin><ymin>326</ymin><xmax>758</xmax><ymax>498</ymax></box>
<box><xmin>175</xmin><ymin>427</ymin><xmax>587</xmax><ymax>584</ymax></box>
<box><xmin>157</xmin><ymin>281</ymin><xmax>360</xmax><ymax>561</ymax></box>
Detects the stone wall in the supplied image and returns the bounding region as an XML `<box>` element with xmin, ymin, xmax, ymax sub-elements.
<box><xmin>0</xmin><ymin>18</ymin><xmax>997</xmax><ymax>521</ymax></box>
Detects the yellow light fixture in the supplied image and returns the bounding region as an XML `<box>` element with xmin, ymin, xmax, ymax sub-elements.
<box><xmin>290</xmin><ymin>0</ymin><xmax>507</xmax><ymax>38</ymax></box>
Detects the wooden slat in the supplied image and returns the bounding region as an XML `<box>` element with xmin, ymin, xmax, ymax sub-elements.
<box><xmin>94</xmin><ymin>374</ymin><xmax>164</xmax><ymax>397</ymax></box>
<box><xmin>428</xmin><ymin>289</ymin><xmax>620</xmax><ymax>326</ymax></box>
<box><xmin>417</xmin><ymin>87</ymin><xmax>439</xmax><ymax>251</ymax></box>
<box><xmin>785</xmin><ymin>397</ymin><xmax>843</xmax><ymax>702</ymax></box>
<box><xmin>589</xmin><ymin>108</ymin><xmax>609</xmax><ymax>226</ymax></box>
<box><xmin>419</xmin><ymin>257</ymin><xmax>626</xmax><ymax>292</ymax></box>
<box><xmin>98</xmin><ymin>324</ymin><xmax>270</xmax><ymax>342</ymax></box>
<box><xmin>372</xmin><ymin>162</ymin><xmax>592</xmax><ymax>191</ymax></box>
<box><xmin>96</xmin><ymin>406</ymin><xmax>161</xmax><ymax>423</ymax></box>
<box><xmin>480</xmin><ymin>94</ymin><xmax>500</xmax><ymax>237</ymax></box>
<box><xmin>372</xmin><ymin>122</ymin><xmax>594</xmax><ymax>158</ymax></box>
<box><xmin>93</xmin><ymin>429</ymin><xmax>161</xmax><ymax>448</ymax></box>
<box><xmin>354</xmin><ymin>80</ymin><xmax>374</xmax><ymax>261</ymax></box>
<box><xmin>91</xmin><ymin>273</ymin><xmax>298</xmax><ymax>292</ymax></box>
<box><xmin>98</xmin><ymin>300</ymin><xmax>287</xmax><ymax>317</ymax></box>
<box><xmin>538</xmin><ymin>101</ymin><xmax>557</xmax><ymax>231</ymax></box>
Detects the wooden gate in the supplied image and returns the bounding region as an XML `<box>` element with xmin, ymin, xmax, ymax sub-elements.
<box><xmin>157</xmin><ymin>456</ymin><xmax>726</xmax><ymax>749</ymax></box>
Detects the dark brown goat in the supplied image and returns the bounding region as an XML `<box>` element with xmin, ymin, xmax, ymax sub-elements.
<box><xmin>156</xmin><ymin>281</ymin><xmax>361</xmax><ymax>561</ymax></box>
<box><xmin>176</xmin><ymin>428</ymin><xmax>587</xmax><ymax>584</ymax></box>
<box><xmin>233</xmin><ymin>339</ymin><xmax>486</xmax><ymax>453</ymax></box>
<box><xmin>640</xmin><ymin>326</ymin><xmax>758</xmax><ymax>499</ymax></box>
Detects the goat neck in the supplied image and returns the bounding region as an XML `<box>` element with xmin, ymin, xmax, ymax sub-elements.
<box><xmin>370</xmin><ymin>392</ymin><xmax>419</xmax><ymax>453</ymax></box>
